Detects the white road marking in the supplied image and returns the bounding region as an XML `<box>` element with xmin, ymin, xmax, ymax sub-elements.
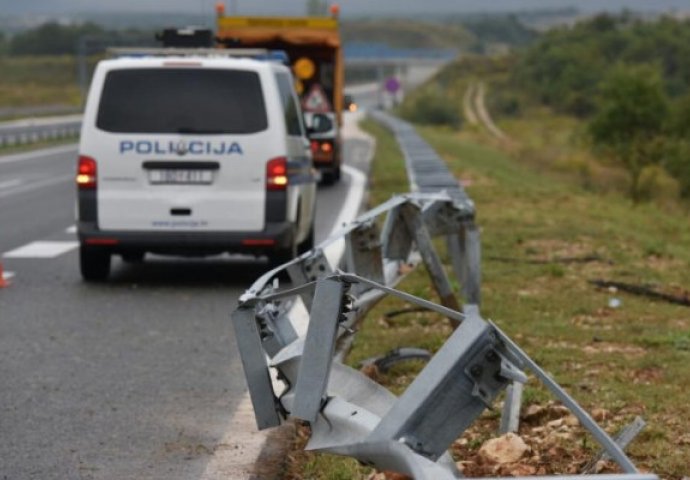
<box><xmin>323</xmin><ymin>165</ymin><xmax>368</xmax><ymax>269</ymax></box>
<box><xmin>0</xmin><ymin>179</ymin><xmax>23</xmax><ymax>190</ymax></box>
<box><xmin>0</xmin><ymin>173</ymin><xmax>73</xmax><ymax>199</ymax></box>
<box><xmin>0</xmin><ymin>144</ymin><xmax>78</xmax><ymax>166</ymax></box>
<box><xmin>2</xmin><ymin>270</ymin><xmax>14</xmax><ymax>281</ymax></box>
<box><xmin>65</xmin><ymin>225</ymin><xmax>77</xmax><ymax>234</ymax></box>
<box><xmin>4</xmin><ymin>241</ymin><xmax>78</xmax><ymax>258</ymax></box>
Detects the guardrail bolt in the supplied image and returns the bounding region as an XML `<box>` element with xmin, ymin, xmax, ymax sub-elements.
<box><xmin>470</xmin><ymin>364</ymin><xmax>483</xmax><ymax>378</ymax></box>
<box><xmin>485</xmin><ymin>350</ymin><xmax>499</xmax><ymax>363</ymax></box>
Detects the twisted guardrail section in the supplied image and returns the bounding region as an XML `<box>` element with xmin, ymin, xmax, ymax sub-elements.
<box><xmin>230</xmin><ymin>111</ymin><xmax>654</xmax><ymax>479</ymax></box>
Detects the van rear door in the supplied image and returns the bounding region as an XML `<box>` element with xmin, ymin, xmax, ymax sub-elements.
<box><xmin>93</xmin><ymin>66</ymin><xmax>270</xmax><ymax>232</ymax></box>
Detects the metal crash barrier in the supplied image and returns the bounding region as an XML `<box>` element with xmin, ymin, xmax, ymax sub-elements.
<box><xmin>0</xmin><ymin>116</ymin><xmax>82</xmax><ymax>147</ymax></box>
<box><xmin>231</xmin><ymin>112</ymin><xmax>655</xmax><ymax>479</ymax></box>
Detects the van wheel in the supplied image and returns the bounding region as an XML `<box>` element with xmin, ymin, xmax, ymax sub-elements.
<box><xmin>270</xmin><ymin>227</ymin><xmax>298</xmax><ymax>268</ymax></box>
<box><xmin>122</xmin><ymin>251</ymin><xmax>145</xmax><ymax>264</ymax></box>
<box><xmin>298</xmin><ymin>223</ymin><xmax>315</xmax><ymax>254</ymax></box>
<box><xmin>80</xmin><ymin>246</ymin><xmax>111</xmax><ymax>282</ymax></box>
<box><xmin>270</xmin><ymin>244</ymin><xmax>297</xmax><ymax>268</ymax></box>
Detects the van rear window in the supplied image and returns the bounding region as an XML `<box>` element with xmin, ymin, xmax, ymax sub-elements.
<box><xmin>96</xmin><ymin>68</ymin><xmax>268</xmax><ymax>134</ymax></box>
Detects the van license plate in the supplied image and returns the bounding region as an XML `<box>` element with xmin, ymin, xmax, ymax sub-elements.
<box><xmin>149</xmin><ymin>170</ymin><xmax>213</xmax><ymax>185</ymax></box>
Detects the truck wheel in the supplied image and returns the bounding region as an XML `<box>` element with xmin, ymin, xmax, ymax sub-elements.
<box><xmin>322</xmin><ymin>166</ymin><xmax>340</xmax><ymax>185</ymax></box>
<box><xmin>80</xmin><ymin>245</ymin><xmax>111</xmax><ymax>282</ymax></box>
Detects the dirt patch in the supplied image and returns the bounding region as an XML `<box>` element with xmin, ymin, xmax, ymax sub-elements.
<box><xmin>582</xmin><ymin>342</ymin><xmax>646</xmax><ymax>358</ymax></box>
<box><xmin>629</xmin><ymin>367</ymin><xmax>664</xmax><ymax>385</ymax></box>
<box><xmin>643</xmin><ymin>254</ymin><xmax>686</xmax><ymax>272</ymax></box>
<box><xmin>571</xmin><ymin>307</ymin><xmax>619</xmax><ymax>331</ymax></box>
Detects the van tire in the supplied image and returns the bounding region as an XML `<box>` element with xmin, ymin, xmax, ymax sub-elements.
<box><xmin>270</xmin><ymin>233</ymin><xmax>298</xmax><ymax>268</ymax></box>
<box><xmin>298</xmin><ymin>222</ymin><xmax>315</xmax><ymax>254</ymax></box>
<box><xmin>80</xmin><ymin>246</ymin><xmax>111</xmax><ymax>281</ymax></box>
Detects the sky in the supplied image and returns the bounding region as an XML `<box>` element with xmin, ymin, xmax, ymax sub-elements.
<box><xmin>3</xmin><ymin>0</ymin><xmax>690</xmax><ymax>17</ymax></box>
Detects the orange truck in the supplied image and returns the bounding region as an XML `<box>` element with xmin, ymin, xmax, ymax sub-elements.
<box><xmin>215</xmin><ymin>5</ymin><xmax>344</xmax><ymax>183</ymax></box>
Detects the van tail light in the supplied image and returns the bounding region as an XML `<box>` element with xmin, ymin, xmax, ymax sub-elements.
<box><xmin>77</xmin><ymin>156</ymin><xmax>97</xmax><ymax>189</ymax></box>
<box><xmin>266</xmin><ymin>157</ymin><xmax>288</xmax><ymax>191</ymax></box>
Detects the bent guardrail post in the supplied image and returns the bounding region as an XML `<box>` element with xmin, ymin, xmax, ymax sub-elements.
<box><xmin>345</xmin><ymin>220</ymin><xmax>384</xmax><ymax>288</ymax></box>
<box><xmin>231</xmin><ymin>306</ymin><xmax>283</xmax><ymax>430</ymax></box>
<box><xmin>292</xmin><ymin>278</ymin><xmax>348</xmax><ymax>422</ymax></box>
<box><xmin>400</xmin><ymin>202</ymin><xmax>461</xmax><ymax>325</ymax></box>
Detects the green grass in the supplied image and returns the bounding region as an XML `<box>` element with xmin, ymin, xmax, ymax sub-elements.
<box><xmin>286</xmin><ymin>117</ymin><xmax>690</xmax><ymax>478</ymax></box>
<box><xmin>0</xmin><ymin>55</ymin><xmax>92</xmax><ymax>108</ymax></box>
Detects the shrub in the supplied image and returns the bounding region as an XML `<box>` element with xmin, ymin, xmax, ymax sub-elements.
<box><xmin>400</xmin><ymin>88</ymin><xmax>461</xmax><ymax>128</ymax></box>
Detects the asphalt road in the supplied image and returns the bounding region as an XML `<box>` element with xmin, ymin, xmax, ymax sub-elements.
<box><xmin>0</xmin><ymin>114</ymin><xmax>373</xmax><ymax>479</ymax></box>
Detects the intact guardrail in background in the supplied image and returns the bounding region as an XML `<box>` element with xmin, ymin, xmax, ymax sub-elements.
<box><xmin>231</xmin><ymin>111</ymin><xmax>654</xmax><ymax>479</ymax></box>
<box><xmin>0</xmin><ymin>115</ymin><xmax>82</xmax><ymax>148</ymax></box>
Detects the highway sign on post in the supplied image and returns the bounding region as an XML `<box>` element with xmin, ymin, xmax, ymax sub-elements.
<box><xmin>385</xmin><ymin>76</ymin><xmax>401</xmax><ymax>94</ymax></box>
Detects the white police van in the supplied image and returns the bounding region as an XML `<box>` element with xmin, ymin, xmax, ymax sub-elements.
<box><xmin>77</xmin><ymin>52</ymin><xmax>317</xmax><ymax>281</ymax></box>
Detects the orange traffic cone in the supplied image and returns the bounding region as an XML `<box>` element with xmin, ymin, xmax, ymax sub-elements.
<box><xmin>0</xmin><ymin>261</ymin><xmax>9</xmax><ymax>288</ymax></box>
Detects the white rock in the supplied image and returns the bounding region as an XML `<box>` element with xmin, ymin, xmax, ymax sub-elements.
<box><xmin>478</xmin><ymin>433</ymin><xmax>529</xmax><ymax>464</ymax></box>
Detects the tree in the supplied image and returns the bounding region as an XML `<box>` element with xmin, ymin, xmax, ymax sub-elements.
<box><xmin>9</xmin><ymin>22</ymin><xmax>104</xmax><ymax>56</ymax></box>
<box><xmin>589</xmin><ymin>65</ymin><xmax>669</xmax><ymax>202</ymax></box>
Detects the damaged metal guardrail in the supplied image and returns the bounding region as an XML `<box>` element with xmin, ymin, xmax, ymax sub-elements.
<box><xmin>231</xmin><ymin>112</ymin><xmax>655</xmax><ymax>479</ymax></box>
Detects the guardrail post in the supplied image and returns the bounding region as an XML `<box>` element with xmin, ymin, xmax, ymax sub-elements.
<box><xmin>293</xmin><ymin>277</ymin><xmax>347</xmax><ymax>423</ymax></box>
<box><xmin>345</xmin><ymin>220</ymin><xmax>384</xmax><ymax>289</ymax></box>
<box><xmin>231</xmin><ymin>307</ymin><xmax>282</xmax><ymax>430</ymax></box>
<box><xmin>286</xmin><ymin>249</ymin><xmax>333</xmax><ymax>306</ymax></box>
<box><xmin>448</xmin><ymin>224</ymin><xmax>481</xmax><ymax>305</ymax></box>
<box><xmin>381</xmin><ymin>204</ymin><xmax>414</xmax><ymax>262</ymax></box>
<box><xmin>401</xmin><ymin>203</ymin><xmax>461</xmax><ymax>325</ymax></box>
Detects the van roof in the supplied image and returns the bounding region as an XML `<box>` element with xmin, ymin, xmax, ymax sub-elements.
<box><xmin>97</xmin><ymin>56</ymin><xmax>288</xmax><ymax>73</ymax></box>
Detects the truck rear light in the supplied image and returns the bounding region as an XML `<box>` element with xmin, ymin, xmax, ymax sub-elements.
<box><xmin>266</xmin><ymin>157</ymin><xmax>288</xmax><ymax>191</ymax></box>
<box><xmin>310</xmin><ymin>141</ymin><xmax>333</xmax><ymax>154</ymax></box>
<box><xmin>77</xmin><ymin>156</ymin><xmax>97</xmax><ymax>189</ymax></box>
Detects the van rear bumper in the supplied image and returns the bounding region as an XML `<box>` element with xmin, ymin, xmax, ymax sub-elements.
<box><xmin>77</xmin><ymin>221</ymin><xmax>295</xmax><ymax>256</ymax></box>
